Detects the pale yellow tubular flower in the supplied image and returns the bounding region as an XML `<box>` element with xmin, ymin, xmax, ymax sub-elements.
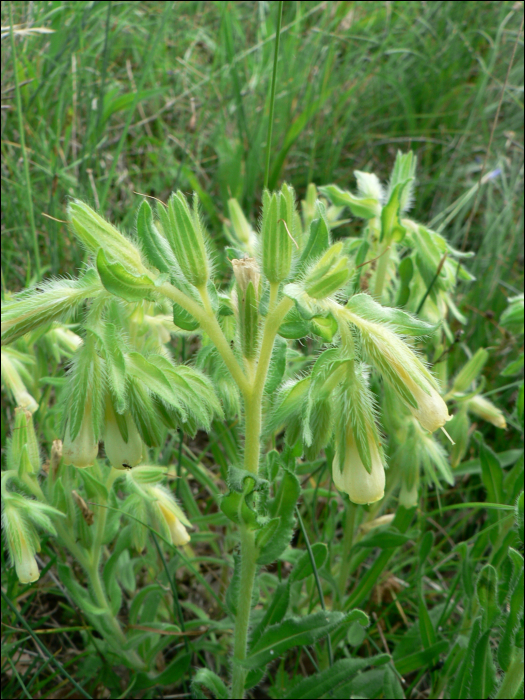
<box><xmin>407</xmin><ymin>380</ymin><xmax>451</xmax><ymax>433</ymax></box>
<box><xmin>344</xmin><ymin>310</ymin><xmax>451</xmax><ymax>433</ymax></box>
<box><xmin>103</xmin><ymin>402</ymin><xmax>143</xmax><ymax>470</ymax></box>
<box><xmin>467</xmin><ymin>395</ymin><xmax>507</xmax><ymax>430</ymax></box>
<box><xmin>63</xmin><ymin>401</ymin><xmax>98</xmax><ymax>468</ymax></box>
<box><xmin>334</xmin><ymin>427</ymin><xmax>385</xmax><ymax>505</ymax></box>
<box><xmin>150</xmin><ymin>486</ymin><xmax>191</xmax><ymax>546</ymax></box>
<box><xmin>1</xmin><ymin>350</ymin><xmax>39</xmax><ymax>413</ymax></box>
<box><xmin>4</xmin><ymin>505</ymin><xmax>39</xmax><ymax>584</ymax></box>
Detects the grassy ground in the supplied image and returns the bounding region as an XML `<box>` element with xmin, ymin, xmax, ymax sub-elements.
<box><xmin>1</xmin><ymin>1</ymin><xmax>524</xmax><ymax>698</ymax></box>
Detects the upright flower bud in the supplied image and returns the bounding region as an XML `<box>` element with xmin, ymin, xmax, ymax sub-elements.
<box><xmin>232</xmin><ymin>258</ymin><xmax>261</xmax><ymax>361</ymax></box>
<box><xmin>261</xmin><ymin>186</ymin><xmax>296</xmax><ymax>284</ymax></box>
<box><xmin>166</xmin><ymin>191</ymin><xmax>209</xmax><ymax>288</ymax></box>
<box><xmin>63</xmin><ymin>400</ymin><xmax>98</xmax><ymax>468</ymax></box>
<box><xmin>303</xmin><ymin>243</ymin><xmax>350</xmax><ymax>299</ymax></box>
<box><xmin>68</xmin><ymin>201</ymin><xmax>145</xmax><ymax>273</ymax></box>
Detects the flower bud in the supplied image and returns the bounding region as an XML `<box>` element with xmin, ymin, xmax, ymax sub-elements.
<box><xmin>3</xmin><ymin>504</ymin><xmax>39</xmax><ymax>584</ymax></box>
<box><xmin>227</xmin><ymin>199</ymin><xmax>258</xmax><ymax>255</ymax></box>
<box><xmin>333</xmin><ymin>426</ymin><xmax>385</xmax><ymax>505</ymax></box>
<box><xmin>449</xmin><ymin>348</ymin><xmax>489</xmax><ymax>396</ymax></box>
<box><xmin>467</xmin><ymin>395</ymin><xmax>507</xmax><ymax>430</ymax></box>
<box><xmin>232</xmin><ymin>258</ymin><xmax>260</xmax><ymax>361</ymax></box>
<box><xmin>68</xmin><ymin>200</ymin><xmax>145</xmax><ymax>273</ymax></box>
<box><xmin>166</xmin><ymin>191</ymin><xmax>209</xmax><ymax>288</ymax></box>
<box><xmin>103</xmin><ymin>402</ymin><xmax>143</xmax><ymax>470</ymax></box>
<box><xmin>303</xmin><ymin>243</ymin><xmax>350</xmax><ymax>299</ymax></box>
<box><xmin>63</xmin><ymin>402</ymin><xmax>98</xmax><ymax>468</ymax></box>
<box><xmin>261</xmin><ymin>186</ymin><xmax>295</xmax><ymax>284</ymax></box>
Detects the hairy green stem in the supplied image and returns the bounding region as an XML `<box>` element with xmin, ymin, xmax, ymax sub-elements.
<box><xmin>161</xmin><ymin>282</ymin><xmax>249</xmax><ymax>393</ymax></box>
<box><xmin>231</xmin><ymin>527</ymin><xmax>258</xmax><ymax>698</ymax></box>
<box><xmin>373</xmin><ymin>244</ymin><xmax>391</xmax><ymax>301</ymax></box>
<box><xmin>337</xmin><ymin>500</ymin><xmax>357</xmax><ymax>601</ymax></box>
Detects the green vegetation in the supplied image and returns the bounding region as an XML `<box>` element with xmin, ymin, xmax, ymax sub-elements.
<box><xmin>1</xmin><ymin>2</ymin><xmax>523</xmax><ymax>699</ymax></box>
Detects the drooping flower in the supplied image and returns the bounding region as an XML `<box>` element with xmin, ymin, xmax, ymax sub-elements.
<box><xmin>149</xmin><ymin>485</ymin><xmax>191</xmax><ymax>546</ymax></box>
<box><xmin>63</xmin><ymin>400</ymin><xmax>99</xmax><ymax>468</ymax></box>
<box><xmin>3</xmin><ymin>504</ymin><xmax>40</xmax><ymax>584</ymax></box>
<box><xmin>333</xmin><ymin>425</ymin><xmax>385</xmax><ymax>505</ymax></box>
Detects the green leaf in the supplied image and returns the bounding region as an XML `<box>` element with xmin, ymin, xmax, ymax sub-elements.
<box><xmin>133</xmin><ymin>652</ymin><xmax>191</xmax><ymax>689</ymax></box>
<box><xmin>298</xmin><ymin>204</ymin><xmax>331</xmax><ymax>271</ymax></box>
<box><xmin>395</xmin><ymin>640</ymin><xmax>448</xmax><ymax>675</ymax></box>
<box><xmin>249</xmin><ymin>581</ymin><xmax>291</xmax><ymax>650</ymax></box>
<box><xmin>241</xmin><ymin>611</ymin><xmax>349</xmax><ymax>669</ymax></box>
<box><xmin>354</xmin><ymin>529</ymin><xmax>411</xmax><ymax>549</ymax></box>
<box><xmin>418</xmin><ymin>597</ymin><xmax>436</xmax><ymax>648</ymax></box>
<box><xmin>310</xmin><ymin>314</ymin><xmax>339</xmax><ymax>342</ymax></box>
<box><xmin>475</xmin><ymin>432</ymin><xmax>503</xmax><ymax>504</ymax></box>
<box><xmin>381</xmin><ymin>180</ymin><xmax>411</xmax><ymax>242</ymax></box>
<box><xmin>476</xmin><ymin>564</ymin><xmax>499</xmax><ymax>630</ymax></box>
<box><xmin>265</xmin><ymin>337</ymin><xmax>288</xmax><ymax>394</ymax></box>
<box><xmin>347</xmin><ymin>293</ymin><xmax>439</xmax><ymax>336</ymax></box>
<box><xmin>96</xmin><ymin>248</ymin><xmax>154</xmax><ymax>302</ymax></box>
<box><xmin>470</xmin><ymin>630</ymin><xmax>496</xmax><ymax>699</ymax></box>
<box><xmin>126</xmin><ymin>352</ymin><xmax>187</xmax><ymax>419</ymax></box>
<box><xmin>278</xmin><ymin>306</ymin><xmax>311</xmax><ymax>339</ymax></box>
<box><xmin>290</xmin><ymin>543</ymin><xmax>328</xmax><ymax>582</ymax></box>
<box><xmin>396</xmin><ymin>256</ymin><xmax>413</xmax><ymax>307</ymax></box>
<box><xmin>57</xmin><ymin>562</ymin><xmax>107</xmax><ymax>616</ymax></box>
<box><xmin>449</xmin><ymin>617</ymin><xmax>482</xmax><ymax>699</ymax></box>
<box><xmin>192</xmin><ymin>668</ymin><xmax>228</xmax><ymax>699</ymax></box>
<box><xmin>173</xmin><ymin>302</ymin><xmax>199</xmax><ymax>331</ymax></box>
<box><xmin>283</xmin><ymin>655</ymin><xmax>390</xmax><ymax>699</ymax></box>
<box><xmin>319</xmin><ymin>184</ymin><xmax>380</xmax><ymax>219</ymax></box>
<box><xmin>101</xmin><ymin>323</ymin><xmax>127</xmax><ymax>413</ymax></box>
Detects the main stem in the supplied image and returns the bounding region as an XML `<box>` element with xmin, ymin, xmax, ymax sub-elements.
<box><xmin>373</xmin><ymin>244</ymin><xmax>391</xmax><ymax>301</ymax></box>
<box><xmin>337</xmin><ymin>500</ymin><xmax>357</xmax><ymax>602</ymax></box>
<box><xmin>231</xmin><ymin>527</ymin><xmax>258</xmax><ymax>698</ymax></box>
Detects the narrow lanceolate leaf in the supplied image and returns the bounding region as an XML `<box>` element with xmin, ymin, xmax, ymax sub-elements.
<box><xmin>249</xmin><ymin>581</ymin><xmax>291</xmax><ymax>650</ymax></box>
<box><xmin>262</xmin><ymin>190</ymin><xmax>293</xmax><ymax>283</ymax></box>
<box><xmin>1</xmin><ymin>269</ymin><xmax>102</xmax><ymax>345</ymax></box>
<box><xmin>319</xmin><ymin>184</ymin><xmax>381</xmax><ymax>219</ymax></box>
<box><xmin>284</xmin><ymin>655</ymin><xmax>390</xmax><ymax>699</ymax></box>
<box><xmin>241</xmin><ymin>611</ymin><xmax>349</xmax><ymax>669</ymax></box>
<box><xmin>65</xmin><ymin>336</ymin><xmax>105</xmax><ymax>442</ymax></box>
<box><xmin>126</xmin><ymin>352</ymin><xmax>187</xmax><ymax>420</ymax></box>
<box><xmin>96</xmin><ymin>249</ymin><xmax>155</xmax><ymax>302</ymax></box>
<box><xmin>395</xmin><ymin>640</ymin><xmax>449</xmax><ymax>676</ymax></box>
<box><xmin>475</xmin><ymin>432</ymin><xmax>503</xmax><ymax>504</ymax></box>
<box><xmin>346</xmin><ymin>294</ymin><xmax>439</xmax><ymax>336</ymax></box>
<box><xmin>136</xmin><ymin>200</ymin><xmax>179</xmax><ymax>275</ymax></box>
<box><xmin>298</xmin><ymin>202</ymin><xmax>331</xmax><ymax>272</ymax></box>
<box><xmin>166</xmin><ymin>191</ymin><xmax>209</xmax><ymax>288</ymax></box>
<box><xmin>380</xmin><ymin>180</ymin><xmax>411</xmax><ymax>243</ymax></box>
<box><xmin>146</xmin><ymin>354</ymin><xmax>223</xmax><ymax>429</ymax></box>
<box><xmin>470</xmin><ymin>630</ymin><xmax>497</xmax><ymax>699</ymax></box>
<box><xmin>192</xmin><ymin>669</ymin><xmax>229</xmax><ymax>699</ymax></box>
<box><xmin>101</xmin><ymin>323</ymin><xmax>127</xmax><ymax>413</ymax></box>
<box><xmin>476</xmin><ymin>564</ymin><xmax>499</xmax><ymax>630</ymax></box>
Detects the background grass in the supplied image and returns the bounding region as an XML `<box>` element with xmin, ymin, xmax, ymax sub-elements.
<box><xmin>1</xmin><ymin>1</ymin><xmax>523</xmax><ymax>698</ymax></box>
